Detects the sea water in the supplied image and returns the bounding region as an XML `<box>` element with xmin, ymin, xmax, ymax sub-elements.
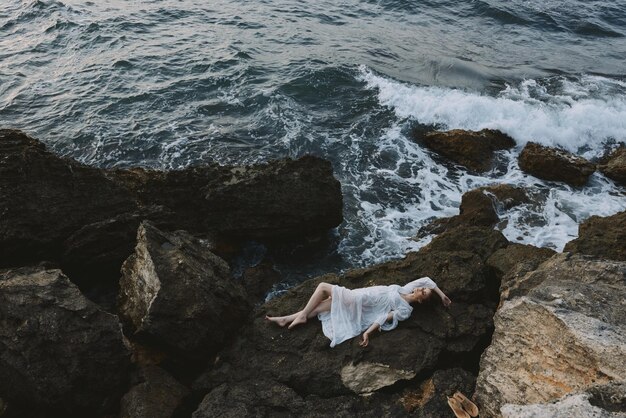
<box><xmin>1</xmin><ymin>0</ymin><xmax>625</xmax><ymax>286</ymax></box>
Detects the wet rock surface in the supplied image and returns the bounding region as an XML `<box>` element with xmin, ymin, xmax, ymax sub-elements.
<box><xmin>0</xmin><ymin>129</ymin><xmax>343</xmax><ymax>284</ymax></box>
<box><xmin>120</xmin><ymin>366</ymin><xmax>190</xmax><ymax>418</ymax></box>
<box><xmin>475</xmin><ymin>253</ymin><xmax>626</xmax><ymax>418</ymax></box>
<box><xmin>2</xmin><ymin>128</ymin><xmax>624</xmax><ymax>418</ymax></box>
<box><xmin>564</xmin><ymin>210</ymin><xmax>626</xmax><ymax>261</ymax></box>
<box><xmin>518</xmin><ymin>142</ymin><xmax>595</xmax><ymax>186</ymax></box>
<box><xmin>0</xmin><ymin>267</ymin><xmax>130</xmax><ymax>416</ymax></box>
<box><xmin>416</xmin><ymin>185</ymin><xmax>529</xmax><ymax>238</ymax></box>
<box><xmin>599</xmin><ymin>146</ymin><xmax>626</xmax><ymax>187</ymax></box>
<box><xmin>118</xmin><ymin>222</ymin><xmax>251</xmax><ymax>363</ymax></box>
<box><xmin>400</xmin><ymin>368</ymin><xmax>477</xmax><ymax>418</ymax></box>
<box><xmin>191</xmin><ymin>226</ymin><xmax>508</xmax><ymax>416</ymax></box>
<box><xmin>0</xmin><ymin>129</ymin><xmax>138</xmax><ymax>279</ymax></box>
<box><xmin>415</xmin><ymin>128</ymin><xmax>515</xmax><ymax>172</ymax></box>
<box><xmin>242</xmin><ymin>260</ymin><xmax>283</xmax><ymax>302</ymax></box>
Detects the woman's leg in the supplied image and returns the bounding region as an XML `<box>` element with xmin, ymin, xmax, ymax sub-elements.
<box><xmin>288</xmin><ymin>282</ymin><xmax>333</xmax><ymax>329</ymax></box>
<box><xmin>266</xmin><ymin>282</ymin><xmax>333</xmax><ymax>328</ymax></box>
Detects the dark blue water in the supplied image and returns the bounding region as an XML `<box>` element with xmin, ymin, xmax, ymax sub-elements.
<box><xmin>2</xmin><ymin>0</ymin><xmax>625</xmax><ymax>287</ymax></box>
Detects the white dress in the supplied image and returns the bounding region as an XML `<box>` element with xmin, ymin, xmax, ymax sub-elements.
<box><xmin>318</xmin><ymin>277</ymin><xmax>437</xmax><ymax>347</ymax></box>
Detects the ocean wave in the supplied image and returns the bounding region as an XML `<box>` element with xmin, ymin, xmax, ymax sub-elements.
<box><xmin>359</xmin><ymin>66</ymin><xmax>626</xmax><ymax>154</ymax></box>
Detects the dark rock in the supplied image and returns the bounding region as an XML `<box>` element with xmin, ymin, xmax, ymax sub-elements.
<box><xmin>120</xmin><ymin>366</ymin><xmax>190</xmax><ymax>418</ymax></box>
<box><xmin>419</xmin><ymin>225</ymin><xmax>509</xmax><ymax>264</ymax></box>
<box><xmin>564</xmin><ymin>210</ymin><xmax>626</xmax><ymax>261</ymax></box>
<box><xmin>111</xmin><ymin>154</ymin><xmax>343</xmax><ymax>241</ymax></box>
<box><xmin>487</xmin><ymin>244</ymin><xmax>555</xmax><ymax>279</ymax></box>
<box><xmin>192</xmin><ymin>379</ymin><xmax>304</xmax><ymax>418</ymax></box>
<box><xmin>0</xmin><ymin>129</ymin><xmax>343</xmax><ymax>283</ymax></box>
<box><xmin>518</xmin><ymin>142</ymin><xmax>595</xmax><ymax>186</ymax></box>
<box><xmin>192</xmin><ymin>226</ymin><xmax>507</xmax><ymax>414</ymax></box>
<box><xmin>415</xmin><ymin>129</ymin><xmax>515</xmax><ymax>172</ymax></box>
<box><xmin>193</xmin><ymin>377</ymin><xmax>432</xmax><ymax>418</ymax></box>
<box><xmin>193</xmin><ymin>373</ymin><xmax>477</xmax><ymax>418</ymax></box>
<box><xmin>61</xmin><ymin>212</ymin><xmax>144</xmax><ymax>283</ymax></box>
<box><xmin>0</xmin><ymin>129</ymin><xmax>138</xmax><ymax>275</ymax></box>
<box><xmin>400</xmin><ymin>368</ymin><xmax>476</xmax><ymax>417</ymax></box>
<box><xmin>118</xmin><ymin>222</ymin><xmax>251</xmax><ymax>363</ymax></box>
<box><xmin>0</xmin><ymin>267</ymin><xmax>130</xmax><ymax>415</ymax></box>
<box><xmin>417</xmin><ymin>185</ymin><xmax>529</xmax><ymax>238</ymax></box>
<box><xmin>242</xmin><ymin>260</ymin><xmax>282</xmax><ymax>302</ymax></box>
<box><xmin>599</xmin><ymin>146</ymin><xmax>626</xmax><ymax>186</ymax></box>
<box><xmin>588</xmin><ymin>381</ymin><xmax>626</xmax><ymax>414</ymax></box>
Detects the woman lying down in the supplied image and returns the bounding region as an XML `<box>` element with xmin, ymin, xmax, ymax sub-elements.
<box><xmin>266</xmin><ymin>277</ymin><xmax>452</xmax><ymax>347</ymax></box>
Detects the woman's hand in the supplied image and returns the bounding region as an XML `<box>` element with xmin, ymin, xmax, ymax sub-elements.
<box><xmin>359</xmin><ymin>332</ymin><xmax>370</xmax><ymax>347</ymax></box>
<box><xmin>441</xmin><ymin>295</ymin><xmax>452</xmax><ymax>307</ymax></box>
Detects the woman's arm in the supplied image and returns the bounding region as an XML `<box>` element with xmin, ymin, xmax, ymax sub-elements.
<box><xmin>433</xmin><ymin>287</ymin><xmax>452</xmax><ymax>307</ymax></box>
<box><xmin>360</xmin><ymin>312</ymin><xmax>395</xmax><ymax>347</ymax></box>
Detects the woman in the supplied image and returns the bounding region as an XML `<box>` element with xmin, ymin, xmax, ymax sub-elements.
<box><xmin>266</xmin><ymin>277</ymin><xmax>452</xmax><ymax>347</ymax></box>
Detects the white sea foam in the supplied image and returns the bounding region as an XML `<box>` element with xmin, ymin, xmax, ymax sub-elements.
<box><xmin>358</xmin><ymin>66</ymin><xmax>626</xmax><ymax>153</ymax></box>
<box><xmin>339</xmin><ymin>67</ymin><xmax>626</xmax><ymax>266</ymax></box>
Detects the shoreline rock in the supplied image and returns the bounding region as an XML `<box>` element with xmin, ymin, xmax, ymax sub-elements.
<box><xmin>2</xmin><ymin>127</ymin><xmax>623</xmax><ymax>417</ymax></box>
<box><xmin>474</xmin><ymin>253</ymin><xmax>626</xmax><ymax>417</ymax></box>
<box><xmin>518</xmin><ymin>142</ymin><xmax>595</xmax><ymax>186</ymax></box>
<box><xmin>0</xmin><ymin>267</ymin><xmax>130</xmax><ymax>416</ymax></box>
<box><xmin>120</xmin><ymin>366</ymin><xmax>190</xmax><ymax>418</ymax></box>
<box><xmin>416</xmin><ymin>184</ymin><xmax>529</xmax><ymax>238</ymax></box>
<box><xmin>190</xmin><ymin>225</ymin><xmax>508</xmax><ymax>415</ymax></box>
<box><xmin>118</xmin><ymin>222</ymin><xmax>251</xmax><ymax>364</ymax></box>
<box><xmin>599</xmin><ymin>146</ymin><xmax>626</xmax><ymax>187</ymax></box>
<box><xmin>564</xmin><ymin>210</ymin><xmax>626</xmax><ymax>261</ymax></box>
<box><xmin>0</xmin><ymin>129</ymin><xmax>343</xmax><ymax>285</ymax></box>
<box><xmin>414</xmin><ymin>128</ymin><xmax>515</xmax><ymax>172</ymax></box>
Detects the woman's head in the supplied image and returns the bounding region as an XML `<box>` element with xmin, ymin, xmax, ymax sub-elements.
<box><xmin>406</xmin><ymin>287</ymin><xmax>433</xmax><ymax>304</ymax></box>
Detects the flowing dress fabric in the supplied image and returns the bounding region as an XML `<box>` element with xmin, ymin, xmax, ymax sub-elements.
<box><xmin>318</xmin><ymin>277</ymin><xmax>437</xmax><ymax>347</ymax></box>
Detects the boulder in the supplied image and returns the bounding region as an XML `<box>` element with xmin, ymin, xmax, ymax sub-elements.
<box><xmin>599</xmin><ymin>146</ymin><xmax>626</xmax><ymax>187</ymax></box>
<box><xmin>487</xmin><ymin>244</ymin><xmax>556</xmax><ymax>304</ymax></box>
<box><xmin>487</xmin><ymin>244</ymin><xmax>556</xmax><ymax>280</ymax></box>
<box><xmin>564</xmin><ymin>210</ymin><xmax>626</xmax><ymax>261</ymax></box>
<box><xmin>518</xmin><ymin>142</ymin><xmax>595</xmax><ymax>186</ymax></box>
<box><xmin>120</xmin><ymin>366</ymin><xmax>190</xmax><ymax>418</ymax></box>
<box><xmin>500</xmin><ymin>381</ymin><xmax>626</xmax><ymax>418</ymax></box>
<box><xmin>191</xmin><ymin>226</ymin><xmax>508</xmax><ymax>414</ymax></box>
<box><xmin>400</xmin><ymin>368</ymin><xmax>477</xmax><ymax>417</ymax></box>
<box><xmin>192</xmin><ymin>379</ymin><xmax>304</xmax><ymax>418</ymax></box>
<box><xmin>111</xmin><ymin>153</ymin><xmax>343</xmax><ymax>241</ymax></box>
<box><xmin>118</xmin><ymin>222</ymin><xmax>251</xmax><ymax>362</ymax></box>
<box><xmin>417</xmin><ymin>185</ymin><xmax>529</xmax><ymax>238</ymax></box>
<box><xmin>0</xmin><ymin>129</ymin><xmax>138</xmax><ymax>279</ymax></box>
<box><xmin>0</xmin><ymin>129</ymin><xmax>343</xmax><ymax>283</ymax></box>
<box><xmin>0</xmin><ymin>267</ymin><xmax>130</xmax><ymax>415</ymax></box>
<box><xmin>193</xmin><ymin>369</ymin><xmax>477</xmax><ymax>418</ymax></box>
<box><xmin>193</xmin><ymin>378</ymin><xmax>416</xmax><ymax>418</ymax></box>
<box><xmin>242</xmin><ymin>260</ymin><xmax>283</xmax><ymax>302</ymax></box>
<box><xmin>415</xmin><ymin>129</ymin><xmax>515</xmax><ymax>172</ymax></box>
<box><xmin>475</xmin><ymin>253</ymin><xmax>626</xmax><ymax>417</ymax></box>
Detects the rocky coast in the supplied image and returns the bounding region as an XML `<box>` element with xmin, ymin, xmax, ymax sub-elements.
<box><xmin>1</xmin><ymin>128</ymin><xmax>625</xmax><ymax>417</ymax></box>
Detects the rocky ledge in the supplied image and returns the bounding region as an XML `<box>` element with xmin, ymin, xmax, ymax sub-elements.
<box><xmin>1</xmin><ymin>129</ymin><xmax>625</xmax><ymax>418</ymax></box>
<box><xmin>0</xmin><ymin>129</ymin><xmax>342</xmax><ymax>284</ymax></box>
<box><xmin>599</xmin><ymin>146</ymin><xmax>626</xmax><ymax>187</ymax></box>
<box><xmin>412</xmin><ymin>128</ymin><xmax>515</xmax><ymax>173</ymax></box>
<box><xmin>475</xmin><ymin>253</ymin><xmax>626</xmax><ymax>417</ymax></box>
<box><xmin>518</xmin><ymin>142</ymin><xmax>596</xmax><ymax>187</ymax></box>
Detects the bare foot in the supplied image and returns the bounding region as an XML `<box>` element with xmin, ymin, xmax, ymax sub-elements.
<box><xmin>287</xmin><ymin>312</ymin><xmax>307</xmax><ymax>329</ymax></box>
<box><xmin>265</xmin><ymin>315</ymin><xmax>291</xmax><ymax>327</ymax></box>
